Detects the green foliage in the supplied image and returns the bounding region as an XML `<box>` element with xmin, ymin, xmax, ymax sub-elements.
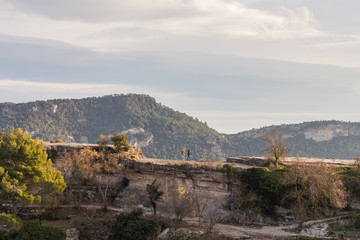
<box><xmin>237</xmin><ymin>167</ymin><xmax>286</xmax><ymax>215</ymax></box>
<box><xmin>223</xmin><ymin>121</ymin><xmax>360</xmax><ymax>159</ymax></box>
<box><xmin>221</xmin><ymin>164</ymin><xmax>236</xmax><ymax>180</ymax></box>
<box><xmin>111</xmin><ymin>134</ymin><xmax>130</xmax><ymax>152</ymax></box>
<box><xmin>49</xmin><ymin>138</ymin><xmax>62</xmax><ymax>143</ymax></box>
<box><xmin>0</xmin><ymin>231</ymin><xmax>17</xmax><ymax>240</ymax></box>
<box><xmin>351</xmin><ymin>215</ymin><xmax>360</xmax><ymax>229</ymax></box>
<box><xmin>339</xmin><ymin>166</ymin><xmax>360</xmax><ymax>198</ymax></box>
<box><xmin>0</xmin><ymin>213</ymin><xmax>21</xmax><ymax>228</ymax></box>
<box><xmin>166</xmin><ymin>231</ymin><xmax>234</xmax><ymax>240</ymax></box>
<box><xmin>0</xmin><ymin>94</ymin><xmax>220</xmax><ymax>160</ymax></box>
<box><xmin>146</xmin><ymin>180</ymin><xmax>163</xmax><ymax>216</ymax></box>
<box><xmin>15</xmin><ymin>221</ymin><xmax>66</xmax><ymax>240</ymax></box>
<box><xmin>110</xmin><ymin>208</ymin><xmax>163</xmax><ymax>240</ymax></box>
<box><xmin>0</xmin><ymin>129</ymin><xmax>66</xmax><ymax>213</ymax></box>
<box><xmin>0</xmin><ymin>221</ymin><xmax>65</xmax><ymax>240</ymax></box>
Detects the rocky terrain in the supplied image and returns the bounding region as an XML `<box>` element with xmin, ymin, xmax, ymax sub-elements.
<box><xmin>44</xmin><ymin>143</ymin><xmax>359</xmax><ymax>239</ymax></box>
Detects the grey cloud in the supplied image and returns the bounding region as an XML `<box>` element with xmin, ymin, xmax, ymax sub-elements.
<box><xmin>4</xmin><ymin>0</ymin><xmax>199</xmax><ymax>22</ymax></box>
<box><xmin>246</xmin><ymin>0</ymin><xmax>360</xmax><ymax>34</ymax></box>
<box><xmin>1</xmin><ymin>35</ymin><xmax>360</xmax><ymax>114</ymax></box>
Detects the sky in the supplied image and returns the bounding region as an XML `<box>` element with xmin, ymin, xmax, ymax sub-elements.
<box><xmin>0</xmin><ymin>0</ymin><xmax>360</xmax><ymax>133</ymax></box>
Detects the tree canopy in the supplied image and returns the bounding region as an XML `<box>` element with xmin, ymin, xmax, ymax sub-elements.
<box><xmin>111</xmin><ymin>134</ymin><xmax>130</xmax><ymax>152</ymax></box>
<box><xmin>146</xmin><ymin>180</ymin><xmax>163</xmax><ymax>216</ymax></box>
<box><xmin>0</xmin><ymin>129</ymin><xmax>66</xmax><ymax>214</ymax></box>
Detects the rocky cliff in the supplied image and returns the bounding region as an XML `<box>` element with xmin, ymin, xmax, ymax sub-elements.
<box><xmin>45</xmin><ymin>143</ymin><xmax>242</xmax><ymax>222</ymax></box>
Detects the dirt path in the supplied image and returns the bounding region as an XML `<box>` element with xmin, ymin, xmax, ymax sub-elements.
<box><xmin>213</xmin><ymin>223</ymin><xmax>298</xmax><ymax>239</ymax></box>
<box><xmin>29</xmin><ymin>204</ymin><xmax>353</xmax><ymax>239</ymax></box>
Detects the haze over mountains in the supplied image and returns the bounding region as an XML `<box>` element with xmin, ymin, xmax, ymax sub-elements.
<box><xmin>1</xmin><ymin>94</ymin><xmax>359</xmax><ymax>160</ymax></box>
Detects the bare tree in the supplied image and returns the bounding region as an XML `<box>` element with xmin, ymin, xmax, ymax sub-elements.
<box><xmin>56</xmin><ymin>148</ymin><xmax>100</xmax><ymax>204</ymax></box>
<box><xmin>56</xmin><ymin>149</ymin><xmax>122</xmax><ymax>205</ymax></box>
<box><xmin>260</xmin><ymin>131</ymin><xmax>289</xmax><ymax>168</ymax></box>
<box><xmin>203</xmin><ymin>202</ymin><xmax>222</xmax><ymax>233</ymax></box>
<box><xmin>161</xmin><ymin>186</ymin><xmax>194</xmax><ymax>226</ymax></box>
<box><xmin>97</xmin><ymin>133</ymin><xmax>110</xmax><ymax>149</ymax></box>
<box><xmin>281</xmin><ymin>160</ymin><xmax>348</xmax><ymax>228</ymax></box>
<box><xmin>191</xmin><ymin>190</ymin><xmax>210</xmax><ymax>226</ymax></box>
<box><xmin>96</xmin><ymin>153</ymin><xmax>123</xmax><ymax>204</ymax></box>
<box><xmin>174</xmin><ymin>186</ymin><xmax>194</xmax><ymax>223</ymax></box>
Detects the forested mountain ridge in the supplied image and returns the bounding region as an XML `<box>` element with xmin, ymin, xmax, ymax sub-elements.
<box><xmin>1</xmin><ymin>94</ymin><xmax>360</xmax><ymax>160</ymax></box>
<box><xmin>0</xmin><ymin>94</ymin><xmax>221</xmax><ymax>160</ymax></box>
<box><xmin>223</xmin><ymin>120</ymin><xmax>360</xmax><ymax>159</ymax></box>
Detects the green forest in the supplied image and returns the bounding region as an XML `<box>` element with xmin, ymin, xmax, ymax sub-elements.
<box><xmin>1</xmin><ymin>94</ymin><xmax>360</xmax><ymax>160</ymax></box>
<box><xmin>0</xmin><ymin>94</ymin><xmax>221</xmax><ymax>160</ymax></box>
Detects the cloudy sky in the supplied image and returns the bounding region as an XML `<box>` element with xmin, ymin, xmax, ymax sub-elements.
<box><xmin>0</xmin><ymin>0</ymin><xmax>360</xmax><ymax>133</ymax></box>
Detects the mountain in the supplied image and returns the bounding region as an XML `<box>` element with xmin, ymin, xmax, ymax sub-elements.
<box><xmin>223</xmin><ymin>121</ymin><xmax>360</xmax><ymax>159</ymax></box>
<box><xmin>1</xmin><ymin>94</ymin><xmax>360</xmax><ymax>160</ymax></box>
<box><xmin>0</xmin><ymin>94</ymin><xmax>221</xmax><ymax>160</ymax></box>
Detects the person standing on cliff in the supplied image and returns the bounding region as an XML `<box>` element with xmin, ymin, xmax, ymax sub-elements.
<box><xmin>181</xmin><ymin>148</ymin><xmax>186</xmax><ymax>160</ymax></box>
<box><xmin>187</xmin><ymin>149</ymin><xmax>191</xmax><ymax>161</ymax></box>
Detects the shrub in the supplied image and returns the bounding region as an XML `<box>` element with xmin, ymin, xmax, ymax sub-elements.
<box><xmin>50</xmin><ymin>137</ymin><xmax>62</xmax><ymax>143</ymax></box>
<box><xmin>0</xmin><ymin>231</ymin><xmax>17</xmax><ymax>240</ymax></box>
<box><xmin>111</xmin><ymin>134</ymin><xmax>130</xmax><ymax>152</ymax></box>
<box><xmin>236</xmin><ymin>167</ymin><xmax>286</xmax><ymax>215</ymax></box>
<box><xmin>97</xmin><ymin>134</ymin><xmax>110</xmax><ymax>147</ymax></box>
<box><xmin>15</xmin><ymin>220</ymin><xmax>66</xmax><ymax>240</ymax></box>
<box><xmin>0</xmin><ymin>213</ymin><xmax>21</xmax><ymax>228</ymax></box>
<box><xmin>339</xmin><ymin>166</ymin><xmax>360</xmax><ymax>198</ymax></box>
<box><xmin>110</xmin><ymin>208</ymin><xmax>164</xmax><ymax>240</ymax></box>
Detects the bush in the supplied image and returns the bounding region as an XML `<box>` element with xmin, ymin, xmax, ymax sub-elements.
<box><xmin>111</xmin><ymin>134</ymin><xmax>130</xmax><ymax>152</ymax></box>
<box><xmin>50</xmin><ymin>137</ymin><xmax>62</xmax><ymax>143</ymax></box>
<box><xmin>0</xmin><ymin>231</ymin><xmax>17</xmax><ymax>240</ymax></box>
<box><xmin>15</xmin><ymin>221</ymin><xmax>66</xmax><ymax>240</ymax></box>
<box><xmin>166</xmin><ymin>230</ymin><xmax>234</xmax><ymax>240</ymax></box>
<box><xmin>339</xmin><ymin>166</ymin><xmax>360</xmax><ymax>198</ymax></box>
<box><xmin>110</xmin><ymin>208</ymin><xmax>164</xmax><ymax>240</ymax></box>
<box><xmin>97</xmin><ymin>134</ymin><xmax>110</xmax><ymax>147</ymax></box>
<box><xmin>0</xmin><ymin>213</ymin><xmax>21</xmax><ymax>228</ymax></box>
<box><xmin>237</xmin><ymin>167</ymin><xmax>286</xmax><ymax>215</ymax></box>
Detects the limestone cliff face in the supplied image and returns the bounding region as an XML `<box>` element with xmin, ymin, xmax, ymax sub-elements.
<box><xmin>118</xmin><ymin>159</ymin><xmax>230</xmax><ymax>201</ymax></box>
<box><xmin>303</xmin><ymin>123</ymin><xmax>360</xmax><ymax>142</ymax></box>
<box><xmin>227</xmin><ymin>121</ymin><xmax>360</xmax><ymax>142</ymax></box>
<box><xmin>46</xmin><ymin>144</ymin><xmax>235</xmax><ymax>208</ymax></box>
<box><xmin>221</xmin><ymin>121</ymin><xmax>360</xmax><ymax>159</ymax></box>
<box><xmin>122</xmin><ymin>128</ymin><xmax>154</xmax><ymax>148</ymax></box>
<box><xmin>45</xmin><ymin>144</ymin><xmax>281</xmax><ymax>225</ymax></box>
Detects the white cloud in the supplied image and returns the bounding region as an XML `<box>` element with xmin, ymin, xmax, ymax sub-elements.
<box><xmin>0</xmin><ymin>0</ymin><xmax>324</xmax><ymax>50</ymax></box>
<box><xmin>5</xmin><ymin>0</ymin><xmax>357</xmax><ymax>68</ymax></box>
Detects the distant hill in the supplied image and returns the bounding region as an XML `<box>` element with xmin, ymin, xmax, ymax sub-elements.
<box><xmin>0</xmin><ymin>94</ymin><xmax>221</xmax><ymax>160</ymax></box>
<box><xmin>223</xmin><ymin>121</ymin><xmax>360</xmax><ymax>159</ymax></box>
<box><xmin>1</xmin><ymin>94</ymin><xmax>360</xmax><ymax>160</ymax></box>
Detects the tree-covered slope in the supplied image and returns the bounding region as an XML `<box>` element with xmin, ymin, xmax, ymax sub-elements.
<box><xmin>0</xmin><ymin>94</ymin><xmax>221</xmax><ymax>160</ymax></box>
<box><xmin>1</xmin><ymin>95</ymin><xmax>360</xmax><ymax>160</ymax></box>
<box><xmin>223</xmin><ymin>121</ymin><xmax>360</xmax><ymax>159</ymax></box>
